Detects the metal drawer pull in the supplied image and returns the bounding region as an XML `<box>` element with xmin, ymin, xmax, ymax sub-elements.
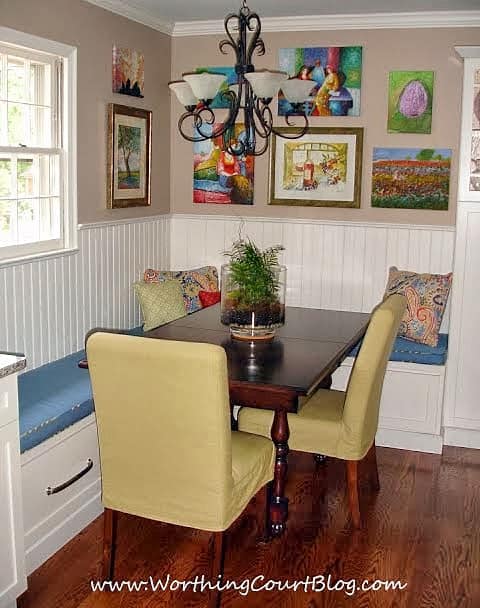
<box><xmin>46</xmin><ymin>458</ymin><xmax>94</xmax><ymax>495</ymax></box>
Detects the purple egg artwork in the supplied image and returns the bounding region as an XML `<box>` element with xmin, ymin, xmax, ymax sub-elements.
<box><xmin>398</xmin><ymin>80</ymin><xmax>429</xmax><ymax>118</ymax></box>
<box><xmin>388</xmin><ymin>71</ymin><xmax>434</xmax><ymax>134</ymax></box>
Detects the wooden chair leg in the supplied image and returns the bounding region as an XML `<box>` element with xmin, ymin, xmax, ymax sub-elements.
<box><xmin>102</xmin><ymin>508</ymin><xmax>117</xmax><ymax>580</ymax></box>
<box><xmin>346</xmin><ymin>461</ymin><xmax>362</xmax><ymax>529</ymax></box>
<box><xmin>367</xmin><ymin>441</ymin><xmax>380</xmax><ymax>492</ymax></box>
<box><xmin>256</xmin><ymin>481</ymin><xmax>273</xmax><ymax>543</ymax></box>
<box><xmin>209</xmin><ymin>531</ymin><xmax>226</xmax><ymax>608</ymax></box>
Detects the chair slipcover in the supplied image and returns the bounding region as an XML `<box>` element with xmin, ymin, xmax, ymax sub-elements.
<box><xmin>238</xmin><ymin>294</ymin><xmax>407</xmax><ymax>461</ymax></box>
<box><xmin>87</xmin><ymin>333</ymin><xmax>274</xmax><ymax>531</ymax></box>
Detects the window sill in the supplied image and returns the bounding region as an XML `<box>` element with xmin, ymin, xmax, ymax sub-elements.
<box><xmin>0</xmin><ymin>247</ymin><xmax>79</xmax><ymax>269</ymax></box>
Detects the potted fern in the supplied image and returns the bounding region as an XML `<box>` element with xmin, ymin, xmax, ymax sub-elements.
<box><xmin>220</xmin><ymin>239</ymin><xmax>286</xmax><ymax>340</ymax></box>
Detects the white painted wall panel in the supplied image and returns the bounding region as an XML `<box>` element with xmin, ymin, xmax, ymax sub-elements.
<box><xmin>0</xmin><ymin>216</ymin><xmax>169</xmax><ymax>371</ymax></box>
<box><xmin>444</xmin><ymin>204</ymin><xmax>480</xmax><ymax>432</ymax></box>
<box><xmin>170</xmin><ymin>214</ymin><xmax>455</xmax><ymax>316</ymax></box>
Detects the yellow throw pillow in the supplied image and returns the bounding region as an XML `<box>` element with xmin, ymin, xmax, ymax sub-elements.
<box><xmin>133</xmin><ymin>280</ymin><xmax>187</xmax><ymax>332</ymax></box>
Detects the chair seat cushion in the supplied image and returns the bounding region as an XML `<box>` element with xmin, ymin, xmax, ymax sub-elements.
<box><xmin>18</xmin><ymin>350</ymin><xmax>94</xmax><ymax>453</ymax></box>
<box><xmin>228</xmin><ymin>431</ymin><xmax>275</xmax><ymax>527</ymax></box>
<box><xmin>349</xmin><ymin>333</ymin><xmax>448</xmax><ymax>365</ymax></box>
<box><xmin>238</xmin><ymin>389</ymin><xmax>346</xmax><ymax>459</ymax></box>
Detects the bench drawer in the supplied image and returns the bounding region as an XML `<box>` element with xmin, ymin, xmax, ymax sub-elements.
<box><xmin>21</xmin><ymin>415</ymin><xmax>102</xmax><ymax>573</ymax></box>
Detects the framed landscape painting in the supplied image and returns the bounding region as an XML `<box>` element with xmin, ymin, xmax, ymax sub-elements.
<box><xmin>107</xmin><ymin>104</ymin><xmax>151</xmax><ymax>208</ymax></box>
<box><xmin>269</xmin><ymin>127</ymin><xmax>363</xmax><ymax>208</ymax></box>
<box><xmin>371</xmin><ymin>147</ymin><xmax>451</xmax><ymax>210</ymax></box>
<box><xmin>193</xmin><ymin>123</ymin><xmax>254</xmax><ymax>205</ymax></box>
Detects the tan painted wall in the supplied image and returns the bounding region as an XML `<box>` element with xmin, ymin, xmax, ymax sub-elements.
<box><xmin>171</xmin><ymin>27</ymin><xmax>480</xmax><ymax>225</ymax></box>
<box><xmin>1</xmin><ymin>0</ymin><xmax>171</xmax><ymax>223</ymax></box>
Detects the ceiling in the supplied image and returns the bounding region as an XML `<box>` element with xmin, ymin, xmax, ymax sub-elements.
<box><xmin>86</xmin><ymin>0</ymin><xmax>480</xmax><ymax>33</ymax></box>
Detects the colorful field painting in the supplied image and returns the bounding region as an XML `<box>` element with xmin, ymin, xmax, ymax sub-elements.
<box><xmin>195</xmin><ymin>67</ymin><xmax>238</xmax><ymax>109</ymax></box>
<box><xmin>193</xmin><ymin>124</ymin><xmax>254</xmax><ymax>205</ymax></box>
<box><xmin>371</xmin><ymin>147</ymin><xmax>451</xmax><ymax>210</ymax></box>
<box><xmin>113</xmin><ymin>46</ymin><xmax>144</xmax><ymax>97</ymax></box>
<box><xmin>278</xmin><ymin>46</ymin><xmax>362</xmax><ymax>116</ymax></box>
<box><xmin>387</xmin><ymin>71</ymin><xmax>434</xmax><ymax>134</ymax></box>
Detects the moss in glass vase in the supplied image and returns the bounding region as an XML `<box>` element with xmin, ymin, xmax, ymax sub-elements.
<box><xmin>221</xmin><ymin>239</ymin><xmax>286</xmax><ymax>335</ymax></box>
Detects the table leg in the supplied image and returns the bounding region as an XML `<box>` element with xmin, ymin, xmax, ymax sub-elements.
<box><xmin>270</xmin><ymin>409</ymin><xmax>290</xmax><ymax>537</ymax></box>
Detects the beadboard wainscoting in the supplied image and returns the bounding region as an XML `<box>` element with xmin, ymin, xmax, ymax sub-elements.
<box><xmin>0</xmin><ymin>215</ymin><xmax>170</xmax><ymax>371</ymax></box>
<box><xmin>170</xmin><ymin>214</ymin><xmax>455</xmax><ymax>316</ymax></box>
<box><xmin>170</xmin><ymin>213</ymin><xmax>455</xmax><ymax>454</ymax></box>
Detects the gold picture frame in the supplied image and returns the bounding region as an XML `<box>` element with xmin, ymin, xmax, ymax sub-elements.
<box><xmin>269</xmin><ymin>127</ymin><xmax>363</xmax><ymax>208</ymax></box>
<box><xmin>107</xmin><ymin>103</ymin><xmax>151</xmax><ymax>208</ymax></box>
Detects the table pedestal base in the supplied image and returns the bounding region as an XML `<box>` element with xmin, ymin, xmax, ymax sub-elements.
<box><xmin>270</xmin><ymin>409</ymin><xmax>290</xmax><ymax>537</ymax></box>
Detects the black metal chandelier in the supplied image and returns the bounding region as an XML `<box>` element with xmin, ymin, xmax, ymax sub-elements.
<box><xmin>169</xmin><ymin>1</ymin><xmax>313</xmax><ymax>157</ymax></box>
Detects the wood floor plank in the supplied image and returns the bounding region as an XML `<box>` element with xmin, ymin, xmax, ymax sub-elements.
<box><xmin>18</xmin><ymin>446</ymin><xmax>480</xmax><ymax>608</ymax></box>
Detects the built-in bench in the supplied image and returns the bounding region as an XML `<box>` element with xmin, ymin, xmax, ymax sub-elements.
<box><xmin>17</xmin><ymin>328</ymin><xmax>448</xmax><ymax>574</ymax></box>
<box><xmin>18</xmin><ymin>326</ymin><xmax>143</xmax><ymax>575</ymax></box>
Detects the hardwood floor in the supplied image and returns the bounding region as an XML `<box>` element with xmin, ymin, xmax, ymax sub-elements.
<box><xmin>18</xmin><ymin>446</ymin><xmax>480</xmax><ymax>608</ymax></box>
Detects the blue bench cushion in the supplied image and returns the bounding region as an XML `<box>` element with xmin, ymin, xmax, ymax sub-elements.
<box><xmin>18</xmin><ymin>350</ymin><xmax>93</xmax><ymax>453</ymax></box>
<box><xmin>349</xmin><ymin>333</ymin><xmax>448</xmax><ymax>366</ymax></box>
<box><xmin>18</xmin><ymin>326</ymin><xmax>144</xmax><ymax>453</ymax></box>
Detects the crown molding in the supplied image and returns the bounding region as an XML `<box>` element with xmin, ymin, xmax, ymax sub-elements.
<box><xmin>84</xmin><ymin>0</ymin><xmax>174</xmax><ymax>35</ymax></box>
<box><xmin>172</xmin><ymin>10</ymin><xmax>480</xmax><ymax>37</ymax></box>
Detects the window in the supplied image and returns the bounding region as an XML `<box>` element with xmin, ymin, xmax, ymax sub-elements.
<box><xmin>0</xmin><ymin>31</ymin><xmax>76</xmax><ymax>264</ymax></box>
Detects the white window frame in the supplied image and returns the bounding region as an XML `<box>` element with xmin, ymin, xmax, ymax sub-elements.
<box><xmin>0</xmin><ymin>26</ymin><xmax>77</xmax><ymax>267</ymax></box>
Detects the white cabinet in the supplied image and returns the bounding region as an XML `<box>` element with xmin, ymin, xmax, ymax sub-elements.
<box><xmin>0</xmin><ymin>361</ymin><xmax>27</xmax><ymax>608</ymax></box>
<box><xmin>443</xmin><ymin>48</ymin><xmax>480</xmax><ymax>448</ymax></box>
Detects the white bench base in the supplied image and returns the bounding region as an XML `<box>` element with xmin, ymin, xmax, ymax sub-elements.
<box><xmin>443</xmin><ymin>426</ymin><xmax>480</xmax><ymax>449</ymax></box>
<box><xmin>21</xmin><ymin>414</ymin><xmax>102</xmax><ymax>575</ymax></box>
<box><xmin>332</xmin><ymin>358</ymin><xmax>446</xmax><ymax>455</ymax></box>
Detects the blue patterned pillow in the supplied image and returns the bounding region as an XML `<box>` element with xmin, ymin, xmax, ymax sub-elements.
<box><xmin>384</xmin><ymin>266</ymin><xmax>452</xmax><ymax>347</ymax></box>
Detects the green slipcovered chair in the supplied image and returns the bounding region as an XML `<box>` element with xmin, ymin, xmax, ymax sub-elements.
<box><xmin>87</xmin><ymin>332</ymin><xmax>275</xmax><ymax>608</ymax></box>
<box><xmin>238</xmin><ymin>294</ymin><xmax>407</xmax><ymax>529</ymax></box>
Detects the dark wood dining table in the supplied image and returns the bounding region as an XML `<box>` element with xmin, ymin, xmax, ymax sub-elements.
<box><xmin>146</xmin><ymin>304</ymin><xmax>370</xmax><ymax>537</ymax></box>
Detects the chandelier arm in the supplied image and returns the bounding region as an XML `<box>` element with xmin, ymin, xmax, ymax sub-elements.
<box><xmin>252</xmin><ymin>101</ymin><xmax>273</xmax><ymax>139</ymax></box>
<box><xmin>219</xmin><ymin>13</ymin><xmax>242</xmax><ymax>65</ymax></box>
<box><xmin>271</xmin><ymin>114</ymin><xmax>310</xmax><ymax>139</ymax></box>
<box><xmin>245</xmin><ymin>12</ymin><xmax>265</xmax><ymax>63</ymax></box>
<box><xmin>177</xmin><ymin>108</ymin><xmax>215</xmax><ymax>143</ymax></box>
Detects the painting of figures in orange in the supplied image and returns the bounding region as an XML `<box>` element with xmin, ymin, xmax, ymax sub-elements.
<box><xmin>193</xmin><ymin>124</ymin><xmax>254</xmax><ymax>205</ymax></box>
<box><xmin>372</xmin><ymin>148</ymin><xmax>451</xmax><ymax>210</ymax></box>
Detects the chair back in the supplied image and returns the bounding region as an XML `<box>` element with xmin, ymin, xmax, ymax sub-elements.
<box><xmin>340</xmin><ymin>294</ymin><xmax>407</xmax><ymax>459</ymax></box>
<box><xmin>86</xmin><ymin>332</ymin><xmax>233</xmax><ymax>531</ymax></box>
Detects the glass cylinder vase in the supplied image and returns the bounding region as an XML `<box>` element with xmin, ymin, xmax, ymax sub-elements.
<box><xmin>220</xmin><ymin>263</ymin><xmax>286</xmax><ymax>341</ymax></box>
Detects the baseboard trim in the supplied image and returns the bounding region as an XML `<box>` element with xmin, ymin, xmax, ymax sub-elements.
<box><xmin>376</xmin><ymin>428</ymin><xmax>443</xmax><ymax>454</ymax></box>
<box><xmin>24</xmin><ymin>488</ymin><xmax>103</xmax><ymax>575</ymax></box>
<box><xmin>443</xmin><ymin>427</ymin><xmax>480</xmax><ymax>449</ymax></box>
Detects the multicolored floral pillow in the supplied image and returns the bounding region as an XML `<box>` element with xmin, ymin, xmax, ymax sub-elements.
<box><xmin>384</xmin><ymin>266</ymin><xmax>452</xmax><ymax>347</ymax></box>
<box><xmin>143</xmin><ymin>266</ymin><xmax>218</xmax><ymax>314</ymax></box>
